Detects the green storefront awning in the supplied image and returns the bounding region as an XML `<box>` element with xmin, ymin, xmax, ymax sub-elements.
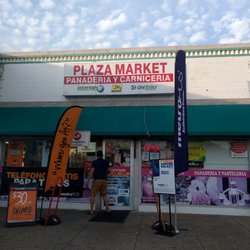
<box><xmin>0</xmin><ymin>105</ymin><xmax>250</xmax><ymax>136</ymax></box>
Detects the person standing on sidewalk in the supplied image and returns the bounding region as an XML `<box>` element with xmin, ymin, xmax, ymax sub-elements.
<box><xmin>87</xmin><ymin>150</ymin><xmax>111</xmax><ymax>215</ymax></box>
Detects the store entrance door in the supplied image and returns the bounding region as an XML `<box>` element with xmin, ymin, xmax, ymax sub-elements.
<box><xmin>103</xmin><ymin>139</ymin><xmax>133</xmax><ymax>210</ymax></box>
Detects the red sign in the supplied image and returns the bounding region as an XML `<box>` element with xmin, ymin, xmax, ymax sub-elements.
<box><xmin>231</xmin><ymin>141</ymin><xmax>248</xmax><ymax>157</ymax></box>
<box><xmin>231</xmin><ymin>141</ymin><xmax>247</xmax><ymax>154</ymax></box>
<box><xmin>143</xmin><ymin>144</ymin><xmax>160</xmax><ymax>152</ymax></box>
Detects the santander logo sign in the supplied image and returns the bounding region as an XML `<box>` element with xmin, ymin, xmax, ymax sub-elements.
<box><xmin>74</xmin><ymin>132</ymin><xmax>82</xmax><ymax>141</ymax></box>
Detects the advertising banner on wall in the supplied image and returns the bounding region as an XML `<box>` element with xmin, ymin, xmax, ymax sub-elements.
<box><xmin>63</xmin><ymin>60</ymin><xmax>174</xmax><ymax>96</ymax></box>
<box><xmin>176</xmin><ymin>169</ymin><xmax>250</xmax><ymax>206</ymax></box>
<box><xmin>71</xmin><ymin>131</ymin><xmax>91</xmax><ymax>147</ymax></box>
<box><xmin>44</xmin><ymin>106</ymin><xmax>82</xmax><ymax>193</ymax></box>
<box><xmin>1</xmin><ymin>167</ymin><xmax>83</xmax><ymax>197</ymax></box>
<box><xmin>174</xmin><ymin>50</ymin><xmax>188</xmax><ymax>176</ymax></box>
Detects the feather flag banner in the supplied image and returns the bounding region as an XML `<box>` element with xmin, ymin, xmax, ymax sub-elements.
<box><xmin>174</xmin><ymin>50</ymin><xmax>188</xmax><ymax>176</ymax></box>
<box><xmin>44</xmin><ymin>106</ymin><xmax>82</xmax><ymax>193</ymax></box>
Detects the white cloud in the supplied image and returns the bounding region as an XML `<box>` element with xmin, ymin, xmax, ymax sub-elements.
<box><xmin>94</xmin><ymin>41</ymin><xmax>112</xmax><ymax>49</ymax></box>
<box><xmin>5</xmin><ymin>17</ymin><xmax>16</xmax><ymax>26</ymax></box>
<box><xmin>167</xmin><ymin>41</ymin><xmax>178</xmax><ymax>46</ymax></box>
<box><xmin>211</xmin><ymin>12</ymin><xmax>235</xmax><ymax>33</ymax></box>
<box><xmin>54</xmin><ymin>28</ymin><xmax>77</xmax><ymax>49</ymax></box>
<box><xmin>228</xmin><ymin>18</ymin><xmax>249</xmax><ymax>41</ymax></box>
<box><xmin>0</xmin><ymin>0</ymin><xmax>249</xmax><ymax>52</ymax></box>
<box><xmin>213</xmin><ymin>12</ymin><xmax>250</xmax><ymax>44</ymax></box>
<box><xmin>123</xmin><ymin>28</ymin><xmax>136</xmax><ymax>41</ymax></box>
<box><xmin>138</xmin><ymin>38</ymin><xmax>156</xmax><ymax>47</ymax></box>
<box><xmin>121</xmin><ymin>41</ymin><xmax>132</xmax><ymax>48</ymax></box>
<box><xmin>27</xmin><ymin>17</ymin><xmax>40</xmax><ymax>27</ymax></box>
<box><xmin>97</xmin><ymin>11</ymin><xmax>127</xmax><ymax>32</ymax></box>
<box><xmin>40</xmin><ymin>14</ymin><xmax>53</xmax><ymax>32</ymax></box>
<box><xmin>13</xmin><ymin>28</ymin><xmax>22</xmax><ymax>36</ymax></box>
<box><xmin>228</xmin><ymin>0</ymin><xmax>249</xmax><ymax>10</ymax></box>
<box><xmin>25</xmin><ymin>26</ymin><xmax>40</xmax><ymax>38</ymax></box>
<box><xmin>15</xmin><ymin>15</ymin><xmax>27</xmax><ymax>28</ymax></box>
<box><xmin>218</xmin><ymin>37</ymin><xmax>238</xmax><ymax>44</ymax></box>
<box><xmin>39</xmin><ymin>0</ymin><xmax>55</xmax><ymax>10</ymax></box>
<box><xmin>13</xmin><ymin>0</ymin><xmax>32</xmax><ymax>9</ymax></box>
<box><xmin>0</xmin><ymin>0</ymin><xmax>11</xmax><ymax>11</ymax></box>
<box><xmin>27</xmin><ymin>37</ymin><xmax>38</xmax><ymax>47</ymax></box>
<box><xmin>65</xmin><ymin>14</ymin><xmax>79</xmax><ymax>28</ymax></box>
<box><xmin>140</xmin><ymin>22</ymin><xmax>148</xmax><ymax>28</ymax></box>
<box><xmin>178</xmin><ymin>0</ymin><xmax>189</xmax><ymax>7</ymax></box>
<box><xmin>154</xmin><ymin>16</ymin><xmax>174</xmax><ymax>30</ymax></box>
<box><xmin>189</xmin><ymin>31</ymin><xmax>207</xmax><ymax>44</ymax></box>
<box><xmin>160</xmin><ymin>0</ymin><xmax>171</xmax><ymax>13</ymax></box>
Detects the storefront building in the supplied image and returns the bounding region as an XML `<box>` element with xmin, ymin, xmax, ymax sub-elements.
<box><xmin>0</xmin><ymin>43</ymin><xmax>250</xmax><ymax>215</ymax></box>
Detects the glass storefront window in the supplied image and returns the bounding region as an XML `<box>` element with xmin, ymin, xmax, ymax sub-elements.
<box><xmin>105</xmin><ymin>139</ymin><xmax>131</xmax><ymax>208</ymax></box>
<box><xmin>6</xmin><ymin>139</ymin><xmax>45</xmax><ymax>167</ymax></box>
<box><xmin>141</xmin><ymin>140</ymin><xmax>174</xmax><ymax>203</ymax></box>
<box><xmin>105</xmin><ymin>139</ymin><xmax>131</xmax><ymax>167</ymax></box>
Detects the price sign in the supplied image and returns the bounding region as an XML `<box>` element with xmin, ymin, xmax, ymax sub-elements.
<box><xmin>6</xmin><ymin>184</ymin><xmax>37</xmax><ymax>227</ymax></box>
<box><xmin>153</xmin><ymin>160</ymin><xmax>176</xmax><ymax>194</ymax></box>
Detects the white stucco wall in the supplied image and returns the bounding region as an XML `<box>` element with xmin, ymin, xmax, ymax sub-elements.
<box><xmin>205</xmin><ymin>141</ymin><xmax>250</xmax><ymax>170</ymax></box>
<box><xmin>0</xmin><ymin>49</ymin><xmax>249</xmax><ymax>103</ymax></box>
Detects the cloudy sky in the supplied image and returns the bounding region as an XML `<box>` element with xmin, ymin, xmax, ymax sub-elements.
<box><xmin>0</xmin><ymin>0</ymin><xmax>249</xmax><ymax>52</ymax></box>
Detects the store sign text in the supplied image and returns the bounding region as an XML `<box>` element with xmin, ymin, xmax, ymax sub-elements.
<box><xmin>63</xmin><ymin>60</ymin><xmax>175</xmax><ymax>96</ymax></box>
<box><xmin>72</xmin><ymin>63</ymin><xmax>168</xmax><ymax>76</ymax></box>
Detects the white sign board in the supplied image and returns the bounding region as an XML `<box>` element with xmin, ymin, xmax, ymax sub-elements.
<box><xmin>77</xmin><ymin>142</ymin><xmax>96</xmax><ymax>153</ymax></box>
<box><xmin>63</xmin><ymin>59</ymin><xmax>174</xmax><ymax>96</ymax></box>
<box><xmin>71</xmin><ymin>131</ymin><xmax>91</xmax><ymax>147</ymax></box>
<box><xmin>153</xmin><ymin>160</ymin><xmax>176</xmax><ymax>194</ymax></box>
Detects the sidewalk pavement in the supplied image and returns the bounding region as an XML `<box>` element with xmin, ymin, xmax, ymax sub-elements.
<box><xmin>0</xmin><ymin>207</ymin><xmax>250</xmax><ymax>250</ymax></box>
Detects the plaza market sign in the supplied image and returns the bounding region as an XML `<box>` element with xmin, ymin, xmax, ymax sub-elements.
<box><xmin>63</xmin><ymin>60</ymin><xmax>174</xmax><ymax>96</ymax></box>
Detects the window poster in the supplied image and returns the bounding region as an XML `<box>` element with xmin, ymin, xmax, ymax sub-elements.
<box><xmin>6</xmin><ymin>140</ymin><xmax>25</xmax><ymax>167</ymax></box>
<box><xmin>188</xmin><ymin>142</ymin><xmax>205</xmax><ymax>162</ymax></box>
<box><xmin>141</xmin><ymin>140</ymin><xmax>174</xmax><ymax>203</ymax></box>
<box><xmin>230</xmin><ymin>141</ymin><xmax>248</xmax><ymax>158</ymax></box>
<box><xmin>149</xmin><ymin>152</ymin><xmax>160</xmax><ymax>160</ymax></box>
<box><xmin>188</xmin><ymin>141</ymin><xmax>205</xmax><ymax>168</ymax></box>
<box><xmin>142</xmin><ymin>152</ymin><xmax>150</xmax><ymax>162</ymax></box>
<box><xmin>107</xmin><ymin>167</ymin><xmax>130</xmax><ymax>207</ymax></box>
<box><xmin>105</xmin><ymin>139</ymin><xmax>131</xmax><ymax>207</ymax></box>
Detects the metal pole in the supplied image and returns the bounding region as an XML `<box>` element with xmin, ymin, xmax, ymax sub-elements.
<box><xmin>174</xmin><ymin>194</ymin><xmax>179</xmax><ymax>233</ymax></box>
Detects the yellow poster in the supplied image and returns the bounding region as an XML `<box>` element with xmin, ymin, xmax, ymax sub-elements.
<box><xmin>44</xmin><ymin>106</ymin><xmax>82</xmax><ymax>193</ymax></box>
<box><xmin>188</xmin><ymin>142</ymin><xmax>205</xmax><ymax>162</ymax></box>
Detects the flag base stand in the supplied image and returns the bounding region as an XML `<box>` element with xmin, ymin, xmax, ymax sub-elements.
<box><xmin>39</xmin><ymin>177</ymin><xmax>63</xmax><ymax>226</ymax></box>
<box><xmin>38</xmin><ymin>214</ymin><xmax>61</xmax><ymax>226</ymax></box>
<box><xmin>151</xmin><ymin>194</ymin><xmax>176</xmax><ymax>237</ymax></box>
<box><xmin>151</xmin><ymin>220</ymin><xmax>176</xmax><ymax>237</ymax></box>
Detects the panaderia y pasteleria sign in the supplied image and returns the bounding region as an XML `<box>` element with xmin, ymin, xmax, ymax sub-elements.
<box><xmin>63</xmin><ymin>59</ymin><xmax>174</xmax><ymax>96</ymax></box>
